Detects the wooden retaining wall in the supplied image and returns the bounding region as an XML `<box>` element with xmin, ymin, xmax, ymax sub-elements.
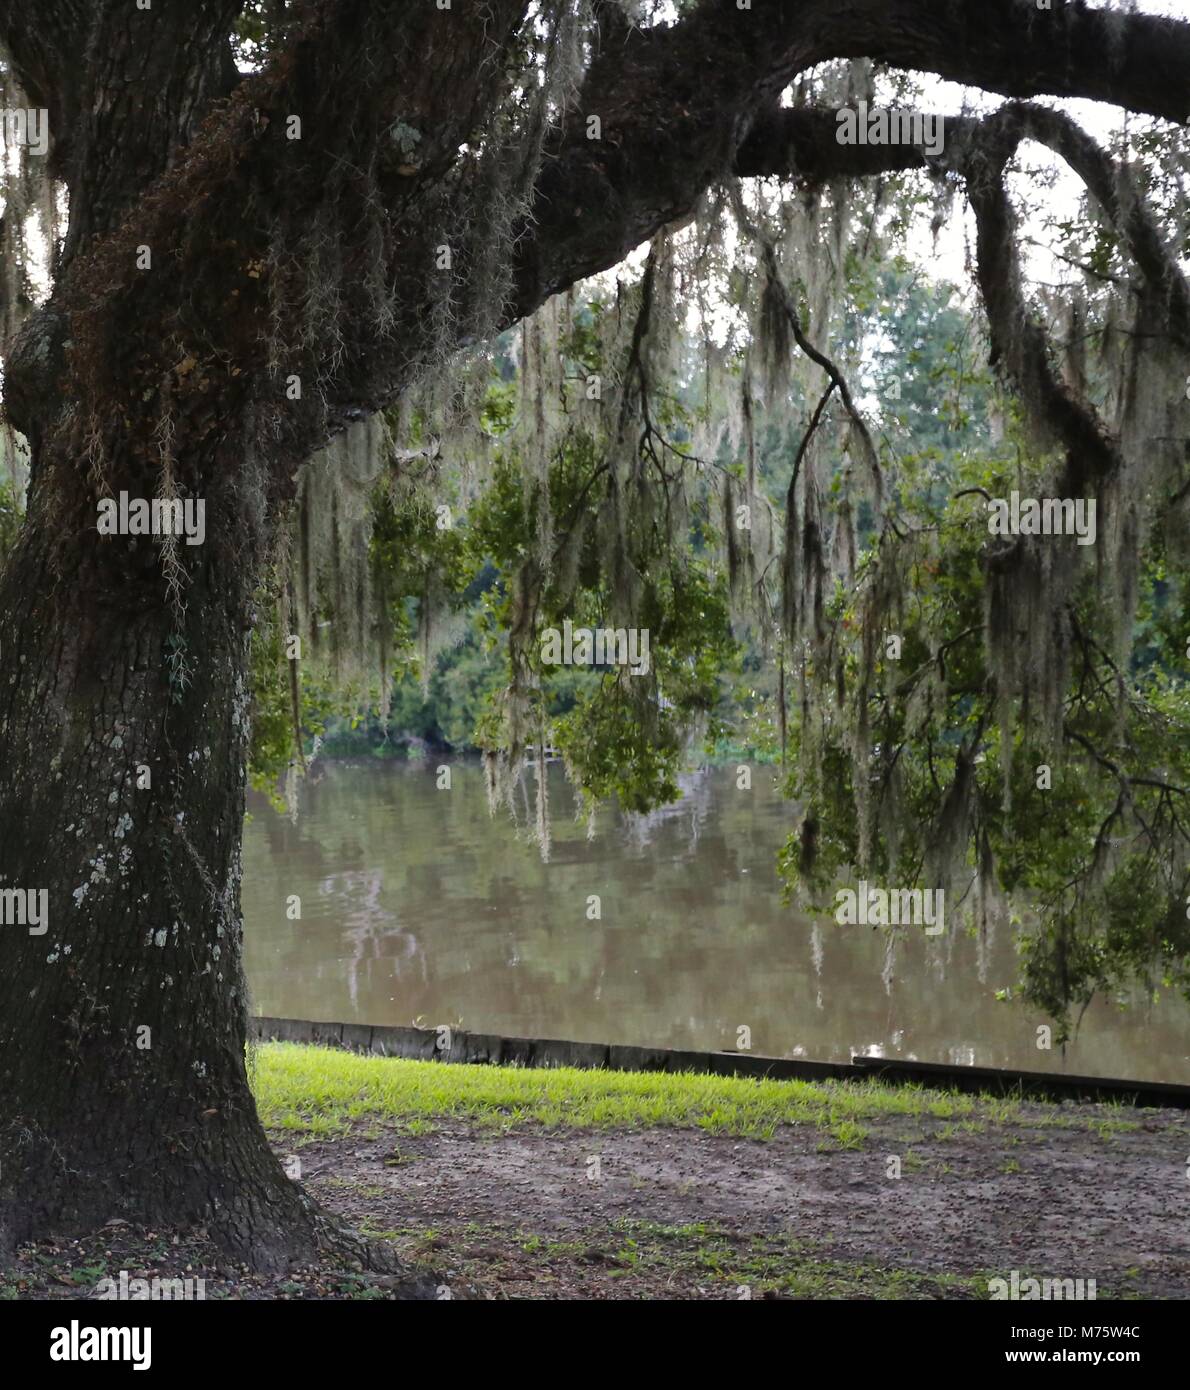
<box><xmin>250</xmin><ymin>1017</ymin><xmax>1190</xmax><ymax>1109</ymax></box>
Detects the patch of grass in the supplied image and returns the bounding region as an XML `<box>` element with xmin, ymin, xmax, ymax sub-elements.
<box><xmin>822</xmin><ymin>1119</ymin><xmax>869</xmax><ymax>1151</ymax></box>
<box><xmin>611</xmin><ymin>1221</ymin><xmax>986</xmax><ymax>1297</ymax></box>
<box><xmin>1092</xmin><ymin>1118</ymin><xmax>1140</xmax><ymax>1139</ymax></box>
<box><xmin>252</xmin><ymin>1043</ymin><xmax>1019</xmax><ymax>1141</ymax></box>
<box><xmin>412</xmin><ymin>1215</ymin><xmax>988</xmax><ymax>1299</ymax></box>
<box><xmin>251</xmin><ymin>1043</ymin><xmax>1146</xmax><ymax>1145</ymax></box>
<box><xmin>320</xmin><ymin>1176</ymin><xmax>389</xmax><ymax>1198</ymax></box>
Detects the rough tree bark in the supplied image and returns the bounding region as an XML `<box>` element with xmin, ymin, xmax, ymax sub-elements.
<box><xmin>0</xmin><ymin>0</ymin><xmax>1186</xmax><ymax>1274</ymax></box>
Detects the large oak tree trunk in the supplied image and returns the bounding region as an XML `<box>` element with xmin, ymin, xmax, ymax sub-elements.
<box><xmin>0</xmin><ymin>2</ymin><xmax>346</xmax><ymax>1276</ymax></box>
<box><xmin>0</xmin><ymin>414</ymin><xmax>438</xmax><ymax>1288</ymax></box>
<box><xmin>0</xmin><ymin>426</ymin><xmax>320</xmax><ymax>1270</ymax></box>
<box><xmin>0</xmin><ymin>0</ymin><xmax>527</xmax><ymax>1278</ymax></box>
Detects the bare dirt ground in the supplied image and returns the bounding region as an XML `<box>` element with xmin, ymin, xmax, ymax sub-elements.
<box><xmin>6</xmin><ymin>1101</ymin><xmax>1188</xmax><ymax>1299</ymax></box>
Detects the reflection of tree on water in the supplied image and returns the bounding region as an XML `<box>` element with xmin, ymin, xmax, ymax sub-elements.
<box><xmin>881</xmin><ymin>929</ymin><xmax>898</xmax><ymax>997</ymax></box>
<box><xmin>620</xmin><ymin>769</ymin><xmax>715</xmax><ymax>857</ymax></box>
<box><xmin>316</xmin><ymin>869</ymin><xmax>425</xmax><ymax>1012</ymax></box>
<box><xmin>809</xmin><ymin>923</ymin><xmax>824</xmax><ymax>1012</ymax></box>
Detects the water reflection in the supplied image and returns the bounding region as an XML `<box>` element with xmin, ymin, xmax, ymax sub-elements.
<box><xmin>241</xmin><ymin>760</ymin><xmax>1190</xmax><ymax>1083</ymax></box>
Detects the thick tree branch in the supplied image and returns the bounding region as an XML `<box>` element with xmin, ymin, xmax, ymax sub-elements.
<box><xmin>737</xmin><ymin>98</ymin><xmax>1190</xmax><ymax>503</ymax></box>
<box><xmin>981</xmin><ymin>103</ymin><xmax>1190</xmax><ymax>351</ymax></box>
<box><xmin>800</xmin><ymin>0</ymin><xmax>1190</xmax><ymax>125</ymax></box>
<box><xmin>734</xmin><ymin>109</ymin><xmax>970</xmax><ymax>182</ymax></box>
<box><xmin>516</xmin><ymin>0</ymin><xmax>1190</xmax><ymax>319</ymax></box>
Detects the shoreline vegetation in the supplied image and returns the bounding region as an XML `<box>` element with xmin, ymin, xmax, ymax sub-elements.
<box><xmin>5</xmin><ymin>1045</ymin><xmax>1184</xmax><ymax>1301</ymax></box>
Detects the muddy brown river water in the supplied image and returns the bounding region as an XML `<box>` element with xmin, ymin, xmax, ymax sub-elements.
<box><xmin>242</xmin><ymin>759</ymin><xmax>1190</xmax><ymax>1084</ymax></box>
